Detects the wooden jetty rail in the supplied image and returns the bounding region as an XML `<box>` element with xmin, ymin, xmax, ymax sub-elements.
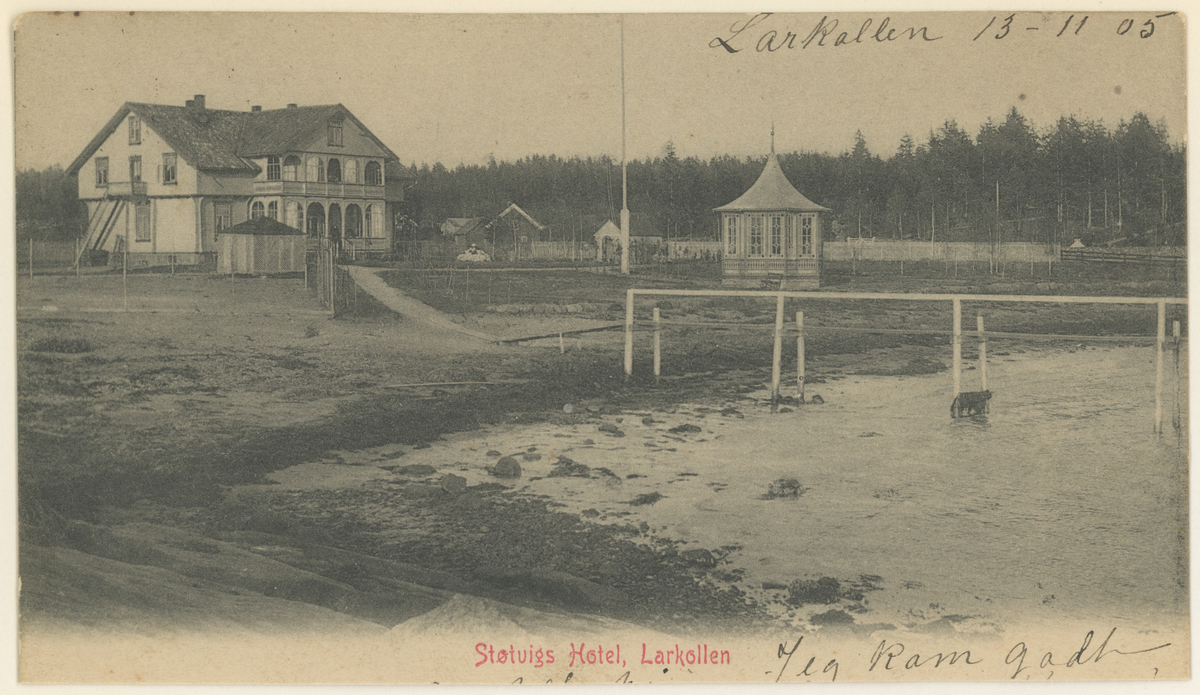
<box><xmin>499</xmin><ymin>323</ymin><xmax>625</xmax><ymax>344</ymax></box>
<box><xmin>623</xmin><ymin>288</ymin><xmax>1187</xmax><ymax>432</ymax></box>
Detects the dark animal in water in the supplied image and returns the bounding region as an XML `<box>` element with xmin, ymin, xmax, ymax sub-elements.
<box><xmin>950</xmin><ymin>390</ymin><xmax>992</xmax><ymax>418</ymax></box>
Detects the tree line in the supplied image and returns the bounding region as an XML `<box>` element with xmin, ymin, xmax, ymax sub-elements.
<box><xmin>402</xmin><ymin>108</ymin><xmax>1184</xmax><ymax>248</ymax></box>
<box><xmin>17</xmin><ymin>108</ymin><xmax>1185</xmax><ymax>248</ymax></box>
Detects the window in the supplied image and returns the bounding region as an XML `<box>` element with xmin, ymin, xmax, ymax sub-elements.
<box><xmin>266</xmin><ymin>156</ymin><xmax>281</xmax><ymax>181</ymax></box>
<box><xmin>215</xmin><ymin>203</ymin><xmax>231</xmax><ymax>236</ymax></box>
<box><xmin>801</xmin><ymin>216</ymin><xmax>813</xmax><ymax>256</ymax></box>
<box><xmin>128</xmin><ymin>115</ymin><xmax>141</xmax><ymax>145</ymax></box>
<box><xmin>365</xmin><ymin>204</ymin><xmax>382</xmax><ymax>238</ymax></box>
<box><xmin>749</xmin><ymin>215</ymin><xmax>764</xmax><ymax>256</ymax></box>
<box><xmin>283</xmin><ymin>155</ymin><xmax>301</xmax><ymax>181</ymax></box>
<box><xmin>343</xmin><ymin>159</ymin><xmax>358</xmax><ymax>184</ymax></box>
<box><xmin>328</xmin><ymin>203</ymin><xmax>342</xmax><ymax>240</ymax></box>
<box><xmin>364</xmin><ymin>161</ymin><xmax>382</xmax><ymax>186</ymax></box>
<box><xmin>345</xmin><ymin>204</ymin><xmax>362</xmax><ymax>238</ymax></box>
<box><xmin>725</xmin><ymin>215</ymin><xmax>738</xmax><ymax>255</ymax></box>
<box><xmin>327</xmin><ymin>116</ymin><xmax>343</xmax><ymax>146</ymax></box>
<box><xmin>307</xmin><ymin>157</ymin><xmax>324</xmax><ymax>182</ymax></box>
<box><xmin>129</xmin><ymin>156</ymin><xmax>142</xmax><ymax>183</ymax></box>
<box><xmin>251</xmin><ymin>201</ymin><xmax>265</xmax><ymax>220</ymax></box>
<box><xmin>785</xmin><ymin>215</ymin><xmax>794</xmax><ymax>256</ymax></box>
<box><xmin>306</xmin><ymin>203</ymin><xmax>324</xmax><ymax>236</ymax></box>
<box><xmin>327</xmin><ymin>158</ymin><xmax>341</xmax><ymax>183</ymax></box>
<box><xmin>770</xmin><ymin>215</ymin><xmax>783</xmax><ymax>256</ymax></box>
<box><xmin>95</xmin><ymin>157</ymin><xmax>109</xmax><ymax>186</ymax></box>
<box><xmin>286</xmin><ymin>202</ymin><xmax>304</xmax><ymax>230</ymax></box>
<box><xmin>135</xmin><ymin>202</ymin><xmax>151</xmax><ymax>242</ymax></box>
<box><xmin>267</xmin><ymin>201</ymin><xmax>278</xmax><ymax>221</ymax></box>
<box><xmin>162</xmin><ymin>153</ymin><xmax>177</xmax><ymax>185</ymax></box>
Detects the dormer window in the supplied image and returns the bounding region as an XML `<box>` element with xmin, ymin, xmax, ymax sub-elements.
<box><xmin>266</xmin><ymin>156</ymin><xmax>281</xmax><ymax>181</ymax></box>
<box><xmin>328</xmin><ymin>116</ymin><xmax>344</xmax><ymax>146</ymax></box>
<box><xmin>128</xmin><ymin>116</ymin><xmax>141</xmax><ymax>145</ymax></box>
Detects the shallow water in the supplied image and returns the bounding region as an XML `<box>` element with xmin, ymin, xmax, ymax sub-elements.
<box><xmin>270</xmin><ymin>345</ymin><xmax>1189</xmax><ymax>633</ymax></box>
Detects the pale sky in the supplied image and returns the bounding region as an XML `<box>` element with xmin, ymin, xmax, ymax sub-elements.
<box><xmin>11</xmin><ymin>8</ymin><xmax>1188</xmax><ymax>171</ymax></box>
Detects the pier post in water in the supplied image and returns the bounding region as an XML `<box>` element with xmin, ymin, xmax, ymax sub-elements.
<box><xmin>977</xmin><ymin>314</ymin><xmax>988</xmax><ymax>391</ymax></box>
<box><xmin>952</xmin><ymin>298</ymin><xmax>962</xmax><ymax>399</ymax></box>
<box><xmin>652</xmin><ymin>306</ymin><xmax>661</xmax><ymax>381</ymax></box>
<box><xmin>796</xmin><ymin>311</ymin><xmax>805</xmax><ymax>403</ymax></box>
<box><xmin>771</xmin><ymin>294</ymin><xmax>784</xmax><ymax>402</ymax></box>
<box><xmin>1155</xmin><ymin>301</ymin><xmax>1165</xmax><ymax>433</ymax></box>
<box><xmin>624</xmin><ymin>290</ymin><xmax>634</xmax><ymax>381</ymax></box>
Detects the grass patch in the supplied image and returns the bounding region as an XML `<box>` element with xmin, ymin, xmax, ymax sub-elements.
<box><xmin>30</xmin><ymin>337</ymin><xmax>95</xmax><ymax>354</ymax></box>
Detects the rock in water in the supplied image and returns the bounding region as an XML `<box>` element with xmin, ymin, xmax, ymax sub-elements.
<box><xmin>490</xmin><ymin>456</ymin><xmax>522</xmax><ymax>478</ymax></box>
<box><xmin>810</xmin><ymin>394</ymin><xmax>824</xmax><ymax>405</ymax></box>
<box><xmin>440</xmin><ymin>474</ymin><xmax>467</xmax><ymax>494</ymax></box>
<box><xmin>597</xmin><ymin>423</ymin><xmax>620</xmax><ymax>433</ymax></box>
<box><xmin>668</xmin><ymin>424</ymin><xmax>702</xmax><ymax>434</ymax></box>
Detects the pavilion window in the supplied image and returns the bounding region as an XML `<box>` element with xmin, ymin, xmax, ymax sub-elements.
<box><xmin>801</xmin><ymin>216</ymin><xmax>813</xmax><ymax>256</ymax></box>
<box><xmin>251</xmin><ymin>201</ymin><xmax>265</xmax><ymax>220</ymax></box>
<box><xmin>725</xmin><ymin>216</ymin><xmax>738</xmax><ymax>255</ymax></box>
<box><xmin>784</xmin><ymin>215</ymin><xmax>794</xmax><ymax>256</ymax></box>
<box><xmin>749</xmin><ymin>215</ymin><xmax>764</xmax><ymax>256</ymax></box>
<box><xmin>283</xmin><ymin>155</ymin><xmax>301</xmax><ymax>181</ymax></box>
<box><xmin>770</xmin><ymin>215</ymin><xmax>783</xmax><ymax>256</ymax></box>
<box><xmin>266</xmin><ymin>156</ymin><xmax>281</xmax><ymax>181</ymax></box>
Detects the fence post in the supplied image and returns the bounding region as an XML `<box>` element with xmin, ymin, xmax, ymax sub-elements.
<box><xmin>796</xmin><ymin>311</ymin><xmax>805</xmax><ymax>403</ymax></box>
<box><xmin>624</xmin><ymin>290</ymin><xmax>634</xmax><ymax>381</ymax></box>
<box><xmin>977</xmin><ymin>314</ymin><xmax>987</xmax><ymax>391</ymax></box>
<box><xmin>1155</xmin><ymin>301</ymin><xmax>1165</xmax><ymax>433</ymax></box>
<box><xmin>952</xmin><ymin>298</ymin><xmax>961</xmax><ymax>399</ymax></box>
<box><xmin>771</xmin><ymin>294</ymin><xmax>784</xmax><ymax>402</ymax></box>
<box><xmin>653</xmin><ymin>307</ymin><xmax>661</xmax><ymax>380</ymax></box>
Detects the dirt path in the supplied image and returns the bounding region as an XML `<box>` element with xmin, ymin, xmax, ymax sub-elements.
<box><xmin>345</xmin><ymin>266</ymin><xmax>499</xmax><ymax>342</ymax></box>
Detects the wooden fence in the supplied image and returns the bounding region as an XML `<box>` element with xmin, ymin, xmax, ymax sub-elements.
<box><xmin>1061</xmin><ymin>247</ymin><xmax>1186</xmax><ymax>268</ymax></box>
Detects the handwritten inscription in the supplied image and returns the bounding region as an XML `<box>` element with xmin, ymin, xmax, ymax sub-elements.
<box><xmin>1005</xmin><ymin>628</ymin><xmax>1171</xmax><ymax>681</ymax></box>
<box><xmin>710</xmin><ymin>12</ymin><xmax>1178</xmax><ymax>54</ymax></box>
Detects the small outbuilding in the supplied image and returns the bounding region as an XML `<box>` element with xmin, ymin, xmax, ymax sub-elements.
<box><xmin>592</xmin><ymin>215</ymin><xmax>664</xmax><ymax>263</ymax></box>
<box><xmin>217</xmin><ymin>216</ymin><xmax>306</xmax><ymax>275</ymax></box>
<box><xmin>714</xmin><ymin>147</ymin><xmax>830</xmax><ymax>288</ymax></box>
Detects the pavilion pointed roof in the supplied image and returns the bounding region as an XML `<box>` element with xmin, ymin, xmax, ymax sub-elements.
<box><xmin>714</xmin><ymin>153</ymin><xmax>830</xmax><ymax>213</ymax></box>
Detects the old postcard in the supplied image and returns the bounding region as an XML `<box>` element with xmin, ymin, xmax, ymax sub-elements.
<box><xmin>9</xmin><ymin>7</ymin><xmax>1192</xmax><ymax>686</ymax></box>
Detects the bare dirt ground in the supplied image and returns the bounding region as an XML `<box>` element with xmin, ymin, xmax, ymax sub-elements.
<box><xmin>17</xmin><ymin>265</ymin><xmax>1187</xmax><ymax>642</ymax></box>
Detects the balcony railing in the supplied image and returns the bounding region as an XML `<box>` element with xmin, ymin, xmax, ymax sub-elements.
<box><xmin>254</xmin><ymin>180</ymin><xmax>385</xmax><ymax>198</ymax></box>
<box><xmin>722</xmin><ymin>257</ymin><xmax>819</xmax><ymax>275</ymax></box>
<box><xmin>105</xmin><ymin>181</ymin><xmax>148</xmax><ymax>198</ymax></box>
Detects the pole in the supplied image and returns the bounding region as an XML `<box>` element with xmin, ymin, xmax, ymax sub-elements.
<box><xmin>624</xmin><ymin>289</ymin><xmax>634</xmax><ymax>380</ymax></box>
<box><xmin>29</xmin><ymin>239</ymin><xmax>34</xmax><ymax>280</ymax></box>
<box><xmin>652</xmin><ymin>306</ymin><xmax>661</xmax><ymax>380</ymax></box>
<box><xmin>796</xmin><ymin>311</ymin><xmax>806</xmax><ymax>403</ymax></box>
<box><xmin>559</xmin><ymin>332</ymin><xmax>565</xmax><ymax>355</ymax></box>
<box><xmin>619</xmin><ymin>15</ymin><xmax>630</xmax><ymax>275</ymax></box>
<box><xmin>977</xmin><ymin>314</ymin><xmax>988</xmax><ymax>391</ymax></box>
<box><xmin>1155</xmin><ymin>301</ymin><xmax>1165</xmax><ymax>433</ymax></box>
<box><xmin>771</xmin><ymin>294</ymin><xmax>784</xmax><ymax>402</ymax></box>
<box><xmin>952</xmin><ymin>298</ymin><xmax>961</xmax><ymax>399</ymax></box>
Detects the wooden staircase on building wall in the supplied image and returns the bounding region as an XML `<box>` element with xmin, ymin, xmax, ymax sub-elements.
<box><xmin>75</xmin><ymin>198</ymin><xmax>127</xmax><ymax>267</ymax></box>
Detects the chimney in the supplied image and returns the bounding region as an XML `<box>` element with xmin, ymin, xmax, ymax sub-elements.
<box><xmin>185</xmin><ymin>99</ymin><xmax>195</xmax><ymax>108</ymax></box>
<box><xmin>286</xmin><ymin>103</ymin><xmax>298</xmax><ymax>109</ymax></box>
<box><xmin>251</xmin><ymin>105</ymin><xmax>262</xmax><ymax>112</ymax></box>
<box><xmin>193</xmin><ymin>94</ymin><xmax>206</xmax><ymax>110</ymax></box>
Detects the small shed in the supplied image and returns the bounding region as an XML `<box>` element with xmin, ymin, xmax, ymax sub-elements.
<box><xmin>714</xmin><ymin>149</ymin><xmax>831</xmax><ymax>288</ymax></box>
<box><xmin>217</xmin><ymin>217</ymin><xmax>306</xmax><ymax>275</ymax></box>
<box><xmin>592</xmin><ymin>215</ymin><xmax>664</xmax><ymax>263</ymax></box>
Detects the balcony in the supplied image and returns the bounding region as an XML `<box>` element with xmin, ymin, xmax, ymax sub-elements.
<box><xmin>105</xmin><ymin>181</ymin><xmax>148</xmax><ymax>198</ymax></box>
<box><xmin>254</xmin><ymin>180</ymin><xmax>384</xmax><ymax>199</ymax></box>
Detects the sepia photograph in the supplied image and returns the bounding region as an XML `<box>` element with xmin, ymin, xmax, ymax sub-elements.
<box><xmin>8</xmin><ymin>5</ymin><xmax>1192</xmax><ymax>685</ymax></box>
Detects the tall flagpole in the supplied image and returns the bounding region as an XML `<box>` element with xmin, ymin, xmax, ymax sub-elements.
<box><xmin>620</xmin><ymin>14</ymin><xmax>630</xmax><ymax>275</ymax></box>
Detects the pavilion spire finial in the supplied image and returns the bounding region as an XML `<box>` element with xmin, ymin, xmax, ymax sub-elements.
<box><xmin>770</xmin><ymin>122</ymin><xmax>775</xmax><ymax>154</ymax></box>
